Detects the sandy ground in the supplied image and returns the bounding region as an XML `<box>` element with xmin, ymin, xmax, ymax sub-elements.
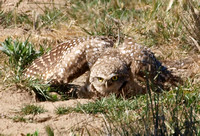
<box><xmin>0</xmin><ymin>85</ymin><xmax>105</xmax><ymax>135</ymax></box>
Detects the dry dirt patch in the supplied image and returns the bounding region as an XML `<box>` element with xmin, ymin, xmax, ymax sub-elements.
<box><xmin>0</xmin><ymin>85</ymin><xmax>104</xmax><ymax>135</ymax></box>
<box><xmin>1</xmin><ymin>0</ymin><xmax>67</xmax><ymax>13</ymax></box>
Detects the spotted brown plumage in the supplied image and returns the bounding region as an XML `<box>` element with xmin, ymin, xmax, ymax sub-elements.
<box><xmin>24</xmin><ymin>36</ymin><xmax>115</xmax><ymax>83</ymax></box>
<box><xmin>24</xmin><ymin>36</ymin><xmax>179</xmax><ymax>98</ymax></box>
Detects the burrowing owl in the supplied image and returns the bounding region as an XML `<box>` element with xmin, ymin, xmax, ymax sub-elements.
<box><xmin>83</xmin><ymin>37</ymin><xmax>176</xmax><ymax>98</ymax></box>
<box><xmin>24</xmin><ymin>36</ymin><xmax>178</xmax><ymax>98</ymax></box>
<box><xmin>24</xmin><ymin>36</ymin><xmax>115</xmax><ymax>84</ymax></box>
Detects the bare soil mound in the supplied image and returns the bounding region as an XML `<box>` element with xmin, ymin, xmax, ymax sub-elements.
<box><xmin>0</xmin><ymin>85</ymin><xmax>104</xmax><ymax>135</ymax></box>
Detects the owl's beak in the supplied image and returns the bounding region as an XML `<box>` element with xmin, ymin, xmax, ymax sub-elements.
<box><xmin>105</xmin><ymin>81</ymin><xmax>111</xmax><ymax>88</ymax></box>
<box><xmin>105</xmin><ymin>81</ymin><xmax>108</xmax><ymax>88</ymax></box>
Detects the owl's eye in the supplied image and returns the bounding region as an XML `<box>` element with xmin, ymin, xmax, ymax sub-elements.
<box><xmin>111</xmin><ymin>76</ymin><xmax>118</xmax><ymax>81</ymax></box>
<box><xmin>97</xmin><ymin>77</ymin><xmax>104</xmax><ymax>82</ymax></box>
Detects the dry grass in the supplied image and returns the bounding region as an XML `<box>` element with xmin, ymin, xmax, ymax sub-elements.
<box><xmin>181</xmin><ymin>0</ymin><xmax>200</xmax><ymax>52</ymax></box>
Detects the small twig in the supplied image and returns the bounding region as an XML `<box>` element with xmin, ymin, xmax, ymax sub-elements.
<box><xmin>166</xmin><ymin>0</ymin><xmax>174</xmax><ymax>12</ymax></box>
<box><xmin>106</xmin><ymin>14</ymin><xmax>122</xmax><ymax>47</ymax></box>
<box><xmin>189</xmin><ymin>36</ymin><xmax>200</xmax><ymax>52</ymax></box>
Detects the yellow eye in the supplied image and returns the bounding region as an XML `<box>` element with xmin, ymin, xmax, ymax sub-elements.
<box><xmin>111</xmin><ymin>76</ymin><xmax>118</xmax><ymax>81</ymax></box>
<box><xmin>97</xmin><ymin>77</ymin><xmax>104</xmax><ymax>82</ymax></box>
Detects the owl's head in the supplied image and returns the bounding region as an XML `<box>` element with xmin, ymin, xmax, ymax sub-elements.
<box><xmin>89</xmin><ymin>55</ymin><xmax>130</xmax><ymax>96</ymax></box>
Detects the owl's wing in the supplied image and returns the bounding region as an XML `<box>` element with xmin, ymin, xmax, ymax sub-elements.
<box><xmin>119</xmin><ymin>37</ymin><xmax>178</xmax><ymax>88</ymax></box>
<box><xmin>24</xmin><ymin>36</ymin><xmax>114</xmax><ymax>84</ymax></box>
